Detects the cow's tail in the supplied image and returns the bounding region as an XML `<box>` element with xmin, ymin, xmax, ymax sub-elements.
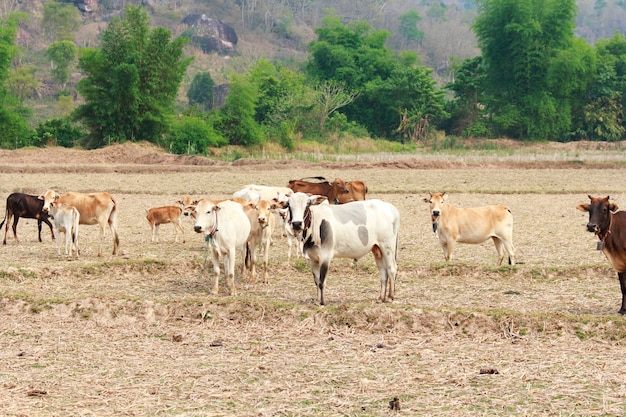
<box><xmin>0</xmin><ymin>205</ymin><xmax>7</xmax><ymax>229</ymax></box>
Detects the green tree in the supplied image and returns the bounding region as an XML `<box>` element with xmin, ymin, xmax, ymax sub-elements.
<box><xmin>42</xmin><ymin>1</ymin><xmax>81</xmax><ymax>42</ymax></box>
<box><xmin>0</xmin><ymin>13</ymin><xmax>31</xmax><ymax>148</ymax></box>
<box><xmin>166</xmin><ymin>115</ymin><xmax>227</xmax><ymax>155</ymax></box>
<box><xmin>398</xmin><ymin>9</ymin><xmax>424</xmax><ymax>44</ymax></box>
<box><xmin>74</xmin><ymin>5</ymin><xmax>193</xmax><ymax>148</ymax></box>
<box><xmin>7</xmin><ymin>65</ymin><xmax>39</xmax><ymax>101</ymax></box>
<box><xmin>473</xmin><ymin>0</ymin><xmax>578</xmax><ymax>140</ymax></box>
<box><xmin>217</xmin><ymin>73</ymin><xmax>264</xmax><ymax>146</ymax></box>
<box><xmin>47</xmin><ymin>41</ymin><xmax>77</xmax><ymax>86</ymax></box>
<box><xmin>307</xmin><ymin>15</ymin><xmax>445</xmax><ymax>139</ymax></box>
<box><xmin>187</xmin><ymin>72</ymin><xmax>215</xmax><ymax>110</ymax></box>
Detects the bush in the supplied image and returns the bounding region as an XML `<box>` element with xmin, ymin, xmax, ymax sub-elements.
<box><xmin>33</xmin><ymin>118</ymin><xmax>84</xmax><ymax>148</ymax></box>
<box><xmin>166</xmin><ymin>116</ymin><xmax>227</xmax><ymax>155</ymax></box>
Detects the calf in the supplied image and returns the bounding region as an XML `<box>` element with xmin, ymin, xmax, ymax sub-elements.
<box><xmin>577</xmin><ymin>195</ymin><xmax>626</xmax><ymax>314</ymax></box>
<box><xmin>49</xmin><ymin>201</ymin><xmax>80</xmax><ymax>258</ymax></box>
<box><xmin>243</xmin><ymin>199</ymin><xmax>278</xmax><ymax>283</ymax></box>
<box><xmin>177</xmin><ymin>196</ymin><xmax>199</xmax><ymax>218</ymax></box>
<box><xmin>424</xmin><ymin>192</ymin><xmax>515</xmax><ymax>265</ymax></box>
<box><xmin>41</xmin><ymin>190</ymin><xmax>119</xmax><ymax>256</ymax></box>
<box><xmin>146</xmin><ymin>205</ymin><xmax>185</xmax><ymax>243</ymax></box>
<box><xmin>285</xmin><ymin>192</ymin><xmax>400</xmax><ymax>305</ymax></box>
<box><xmin>194</xmin><ymin>199</ymin><xmax>251</xmax><ymax>296</ymax></box>
<box><xmin>0</xmin><ymin>192</ymin><xmax>55</xmax><ymax>244</ymax></box>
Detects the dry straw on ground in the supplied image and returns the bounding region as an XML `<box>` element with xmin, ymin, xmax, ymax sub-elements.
<box><xmin>0</xmin><ymin>141</ymin><xmax>626</xmax><ymax>416</ymax></box>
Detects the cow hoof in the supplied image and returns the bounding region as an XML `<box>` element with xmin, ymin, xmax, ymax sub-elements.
<box><xmin>618</xmin><ymin>309</ymin><xmax>626</xmax><ymax>315</ymax></box>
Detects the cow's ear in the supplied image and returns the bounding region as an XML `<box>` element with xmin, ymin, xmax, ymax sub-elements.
<box><xmin>176</xmin><ymin>200</ymin><xmax>183</xmax><ymax>205</ymax></box>
<box><xmin>609</xmin><ymin>202</ymin><xmax>619</xmax><ymax>212</ymax></box>
<box><xmin>310</xmin><ymin>195</ymin><xmax>327</xmax><ymax>205</ymax></box>
<box><xmin>576</xmin><ymin>203</ymin><xmax>589</xmax><ymax>212</ymax></box>
<box><xmin>38</xmin><ymin>194</ymin><xmax>44</xmax><ymax>200</ymax></box>
<box><xmin>422</xmin><ymin>197</ymin><xmax>430</xmax><ymax>203</ymax></box>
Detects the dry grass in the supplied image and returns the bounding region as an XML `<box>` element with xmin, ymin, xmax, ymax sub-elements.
<box><xmin>1</xmin><ymin>143</ymin><xmax>626</xmax><ymax>416</ymax></box>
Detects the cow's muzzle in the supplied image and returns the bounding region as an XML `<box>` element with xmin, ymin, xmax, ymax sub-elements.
<box><xmin>586</xmin><ymin>223</ymin><xmax>599</xmax><ymax>233</ymax></box>
<box><xmin>291</xmin><ymin>221</ymin><xmax>303</xmax><ymax>231</ymax></box>
<box><xmin>194</xmin><ymin>226</ymin><xmax>203</xmax><ymax>233</ymax></box>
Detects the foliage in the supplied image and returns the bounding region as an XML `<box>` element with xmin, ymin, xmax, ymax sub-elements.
<box><xmin>33</xmin><ymin>118</ymin><xmax>85</xmax><ymax>148</ymax></box>
<box><xmin>307</xmin><ymin>14</ymin><xmax>446</xmax><ymax>139</ymax></box>
<box><xmin>6</xmin><ymin>65</ymin><xmax>39</xmax><ymax>101</ymax></box>
<box><xmin>47</xmin><ymin>41</ymin><xmax>77</xmax><ymax>86</ymax></box>
<box><xmin>216</xmin><ymin>73</ymin><xmax>264</xmax><ymax>146</ymax></box>
<box><xmin>166</xmin><ymin>115</ymin><xmax>227</xmax><ymax>155</ymax></box>
<box><xmin>73</xmin><ymin>5</ymin><xmax>193</xmax><ymax>148</ymax></box>
<box><xmin>187</xmin><ymin>71</ymin><xmax>215</xmax><ymax>110</ymax></box>
<box><xmin>0</xmin><ymin>13</ymin><xmax>31</xmax><ymax>148</ymax></box>
<box><xmin>42</xmin><ymin>1</ymin><xmax>81</xmax><ymax>42</ymax></box>
<box><xmin>398</xmin><ymin>9</ymin><xmax>424</xmax><ymax>44</ymax></box>
<box><xmin>473</xmin><ymin>0</ymin><xmax>578</xmax><ymax>140</ymax></box>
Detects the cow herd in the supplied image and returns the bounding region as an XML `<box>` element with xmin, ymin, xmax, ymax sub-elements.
<box><xmin>1</xmin><ymin>179</ymin><xmax>625</xmax><ymax>312</ymax></box>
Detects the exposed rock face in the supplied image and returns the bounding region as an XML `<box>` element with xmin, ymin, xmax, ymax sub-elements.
<box><xmin>72</xmin><ymin>0</ymin><xmax>97</xmax><ymax>12</ymax></box>
<box><xmin>212</xmin><ymin>84</ymin><xmax>230</xmax><ymax>108</ymax></box>
<box><xmin>181</xmin><ymin>14</ymin><xmax>237</xmax><ymax>55</ymax></box>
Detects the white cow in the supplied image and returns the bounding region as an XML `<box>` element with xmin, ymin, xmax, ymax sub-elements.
<box><xmin>194</xmin><ymin>199</ymin><xmax>251</xmax><ymax>296</ymax></box>
<box><xmin>278</xmin><ymin>207</ymin><xmax>302</xmax><ymax>260</ymax></box>
<box><xmin>48</xmin><ymin>201</ymin><xmax>80</xmax><ymax>258</ymax></box>
<box><xmin>238</xmin><ymin>184</ymin><xmax>293</xmax><ymax>202</ymax></box>
<box><xmin>284</xmin><ymin>192</ymin><xmax>400</xmax><ymax>305</ymax></box>
<box><xmin>424</xmin><ymin>192</ymin><xmax>515</xmax><ymax>265</ymax></box>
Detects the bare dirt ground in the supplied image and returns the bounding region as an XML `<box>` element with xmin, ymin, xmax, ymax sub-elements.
<box><xmin>1</xmin><ymin>141</ymin><xmax>626</xmax><ymax>416</ymax></box>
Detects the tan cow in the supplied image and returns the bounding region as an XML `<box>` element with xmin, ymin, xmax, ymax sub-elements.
<box><xmin>242</xmin><ymin>199</ymin><xmax>278</xmax><ymax>283</ymax></box>
<box><xmin>177</xmin><ymin>196</ymin><xmax>199</xmax><ymax>218</ymax></box>
<box><xmin>48</xmin><ymin>201</ymin><xmax>80</xmax><ymax>258</ymax></box>
<box><xmin>146</xmin><ymin>205</ymin><xmax>185</xmax><ymax>243</ymax></box>
<box><xmin>40</xmin><ymin>189</ymin><xmax>119</xmax><ymax>256</ymax></box>
<box><xmin>424</xmin><ymin>192</ymin><xmax>515</xmax><ymax>265</ymax></box>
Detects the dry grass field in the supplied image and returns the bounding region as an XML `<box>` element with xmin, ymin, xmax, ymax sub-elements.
<box><xmin>1</xmin><ymin>142</ymin><xmax>626</xmax><ymax>416</ymax></box>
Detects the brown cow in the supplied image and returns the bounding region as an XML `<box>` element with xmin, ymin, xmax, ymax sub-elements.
<box><xmin>1</xmin><ymin>192</ymin><xmax>55</xmax><ymax>244</ymax></box>
<box><xmin>424</xmin><ymin>192</ymin><xmax>515</xmax><ymax>265</ymax></box>
<box><xmin>577</xmin><ymin>195</ymin><xmax>626</xmax><ymax>314</ymax></box>
<box><xmin>287</xmin><ymin>177</ymin><xmax>355</xmax><ymax>204</ymax></box>
<box><xmin>242</xmin><ymin>199</ymin><xmax>278</xmax><ymax>283</ymax></box>
<box><xmin>40</xmin><ymin>190</ymin><xmax>119</xmax><ymax>256</ymax></box>
<box><xmin>177</xmin><ymin>196</ymin><xmax>199</xmax><ymax>218</ymax></box>
<box><xmin>146</xmin><ymin>205</ymin><xmax>185</xmax><ymax>243</ymax></box>
<box><xmin>345</xmin><ymin>180</ymin><xmax>368</xmax><ymax>201</ymax></box>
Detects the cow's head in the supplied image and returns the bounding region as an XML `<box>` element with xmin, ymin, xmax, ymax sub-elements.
<box><xmin>576</xmin><ymin>195</ymin><xmax>619</xmax><ymax>238</ymax></box>
<box><xmin>424</xmin><ymin>192</ymin><xmax>447</xmax><ymax>232</ymax></box>
<box><xmin>330</xmin><ymin>178</ymin><xmax>352</xmax><ymax>204</ymax></box>
<box><xmin>177</xmin><ymin>196</ymin><xmax>199</xmax><ymax>218</ymax></box>
<box><xmin>193</xmin><ymin>199</ymin><xmax>219</xmax><ymax>235</ymax></box>
<box><xmin>283</xmin><ymin>192</ymin><xmax>326</xmax><ymax>234</ymax></box>
<box><xmin>39</xmin><ymin>189</ymin><xmax>60</xmax><ymax>213</ymax></box>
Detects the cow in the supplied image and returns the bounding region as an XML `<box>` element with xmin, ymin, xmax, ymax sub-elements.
<box><xmin>146</xmin><ymin>205</ymin><xmax>185</xmax><ymax>243</ymax></box>
<box><xmin>287</xmin><ymin>177</ymin><xmax>356</xmax><ymax>204</ymax></box>
<box><xmin>424</xmin><ymin>192</ymin><xmax>515</xmax><ymax>266</ymax></box>
<box><xmin>345</xmin><ymin>180</ymin><xmax>368</xmax><ymax>201</ymax></box>
<box><xmin>284</xmin><ymin>192</ymin><xmax>400</xmax><ymax>305</ymax></box>
<box><xmin>278</xmin><ymin>206</ymin><xmax>302</xmax><ymax>260</ymax></box>
<box><xmin>194</xmin><ymin>199</ymin><xmax>251</xmax><ymax>296</ymax></box>
<box><xmin>576</xmin><ymin>195</ymin><xmax>626</xmax><ymax>314</ymax></box>
<box><xmin>238</xmin><ymin>184</ymin><xmax>293</xmax><ymax>202</ymax></box>
<box><xmin>0</xmin><ymin>193</ymin><xmax>55</xmax><ymax>244</ymax></box>
<box><xmin>242</xmin><ymin>199</ymin><xmax>278</xmax><ymax>283</ymax></box>
<box><xmin>177</xmin><ymin>196</ymin><xmax>199</xmax><ymax>218</ymax></box>
<box><xmin>48</xmin><ymin>201</ymin><xmax>80</xmax><ymax>258</ymax></box>
<box><xmin>40</xmin><ymin>190</ymin><xmax>120</xmax><ymax>256</ymax></box>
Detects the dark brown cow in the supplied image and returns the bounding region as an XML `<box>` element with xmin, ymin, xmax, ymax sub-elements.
<box><xmin>577</xmin><ymin>195</ymin><xmax>626</xmax><ymax>314</ymax></box>
<box><xmin>0</xmin><ymin>193</ymin><xmax>55</xmax><ymax>244</ymax></box>
<box><xmin>287</xmin><ymin>177</ymin><xmax>355</xmax><ymax>204</ymax></box>
<box><xmin>345</xmin><ymin>180</ymin><xmax>368</xmax><ymax>201</ymax></box>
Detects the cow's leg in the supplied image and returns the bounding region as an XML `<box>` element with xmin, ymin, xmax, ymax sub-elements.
<box><xmin>2</xmin><ymin>213</ymin><xmax>11</xmax><ymax>244</ymax></box>
<box><xmin>55</xmin><ymin>229</ymin><xmax>62</xmax><ymax>256</ymax></box>
<box><xmin>37</xmin><ymin>219</ymin><xmax>43</xmax><ymax>242</ymax></box>
<box><xmin>72</xmin><ymin>224</ymin><xmax>79</xmax><ymax>258</ymax></box>
<box><xmin>618</xmin><ymin>272</ymin><xmax>626</xmax><ymax>315</ymax></box>
<box><xmin>441</xmin><ymin>240</ymin><xmax>453</xmax><ymax>261</ymax></box>
<box><xmin>11</xmin><ymin>215</ymin><xmax>19</xmax><ymax>243</ymax></box>
<box><xmin>224</xmin><ymin>250</ymin><xmax>237</xmax><ymax>296</ymax></box>
<box><xmin>492</xmin><ymin>237</ymin><xmax>505</xmax><ymax>266</ymax></box>
<box><xmin>176</xmin><ymin>218</ymin><xmax>185</xmax><ymax>243</ymax></box>
<box><xmin>210</xmin><ymin>249</ymin><xmax>221</xmax><ymax>295</ymax></box>
<box><xmin>502</xmin><ymin>239</ymin><xmax>516</xmax><ymax>265</ymax></box>
<box><xmin>262</xmin><ymin>235</ymin><xmax>270</xmax><ymax>284</ymax></box>
<box><xmin>43</xmin><ymin>217</ymin><xmax>55</xmax><ymax>241</ymax></box>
